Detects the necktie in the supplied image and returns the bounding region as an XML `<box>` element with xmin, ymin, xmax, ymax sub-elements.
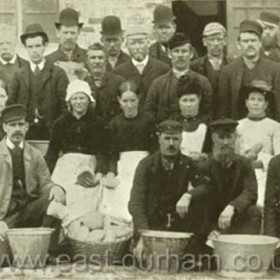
<box><xmin>34</xmin><ymin>66</ymin><xmax>41</xmax><ymax>76</ymax></box>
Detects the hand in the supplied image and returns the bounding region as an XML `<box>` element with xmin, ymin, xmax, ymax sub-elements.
<box><xmin>176</xmin><ymin>193</ymin><xmax>192</xmax><ymax>218</ymax></box>
<box><xmin>75</xmin><ymin>67</ymin><xmax>90</xmax><ymax>80</ymax></box>
<box><xmin>133</xmin><ymin>237</ymin><xmax>144</xmax><ymax>261</ymax></box>
<box><xmin>76</xmin><ymin>171</ymin><xmax>96</xmax><ymax>188</ymax></box>
<box><xmin>49</xmin><ymin>185</ymin><xmax>66</xmax><ymax>204</ymax></box>
<box><xmin>93</xmin><ymin>172</ymin><xmax>103</xmax><ymax>186</ymax></box>
<box><xmin>207</xmin><ymin>230</ymin><xmax>220</xmax><ymax>241</ymax></box>
<box><xmin>218</xmin><ymin>205</ymin><xmax>235</xmax><ymax>230</ymax></box>
<box><xmin>102</xmin><ymin>172</ymin><xmax>118</xmax><ymax>189</ymax></box>
<box><xmin>244</xmin><ymin>150</ymin><xmax>258</xmax><ymax>161</ymax></box>
<box><xmin>189</xmin><ymin>152</ymin><xmax>208</xmax><ymax>162</ymax></box>
<box><xmin>0</xmin><ymin>222</ymin><xmax>8</xmax><ymax>242</ymax></box>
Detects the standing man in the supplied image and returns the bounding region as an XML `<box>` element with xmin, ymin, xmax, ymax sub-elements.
<box><xmin>114</xmin><ymin>27</ymin><xmax>169</xmax><ymax>108</ymax></box>
<box><xmin>145</xmin><ymin>33</ymin><xmax>213</xmax><ymax>123</ymax></box>
<box><xmin>100</xmin><ymin>16</ymin><xmax>130</xmax><ymax>72</ymax></box>
<box><xmin>7</xmin><ymin>24</ymin><xmax>69</xmax><ymax>140</ymax></box>
<box><xmin>149</xmin><ymin>4</ymin><xmax>176</xmax><ymax>65</ymax></box>
<box><xmin>258</xmin><ymin>11</ymin><xmax>280</xmax><ymax>62</ymax></box>
<box><xmin>191</xmin><ymin>22</ymin><xmax>231</xmax><ymax>119</ymax></box>
<box><xmin>0</xmin><ymin>104</ymin><xmax>65</xmax><ymax>253</ymax></box>
<box><xmin>219</xmin><ymin>20</ymin><xmax>280</xmax><ymax>121</ymax></box>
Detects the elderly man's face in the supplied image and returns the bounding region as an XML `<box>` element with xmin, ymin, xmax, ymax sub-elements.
<box><xmin>0</xmin><ymin>33</ymin><xmax>16</xmax><ymax>62</ymax></box>
<box><xmin>159</xmin><ymin>132</ymin><xmax>182</xmax><ymax>157</ymax></box>
<box><xmin>101</xmin><ymin>34</ymin><xmax>123</xmax><ymax>57</ymax></box>
<box><xmin>3</xmin><ymin>118</ymin><xmax>29</xmax><ymax>144</ymax></box>
<box><xmin>126</xmin><ymin>34</ymin><xmax>149</xmax><ymax>62</ymax></box>
<box><xmin>260</xmin><ymin>21</ymin><xmax>279</xmax><ymax>49</ymax></box>
<box><xmin>238</xmin><ymin>32</ymin><xmax>262</xmax><ymax>59</ymax></box>
<box><xmin>57</xmin><ymin>25</ymin><xmax>80</xmax><ymax>52</ymax></box>
<box><xmin>0</xmin><ymin>88</ymin><xmax>7</xmax><ymax>113</ymax></box>
<box><xmin>154</xmin><ymin>22</ymin><xmax>176</xmax><ymax>44</ymax></box>
<box><xmin>87</xmin><ymin>49</ymin><xmax>106</xmax><ymax>74</ymax></box>
<box><xmin>203</xmin><ymin>33</ymin><xmax>226</xmax><ymax>57</ymax></box>
<box><xmin>170</xmin><ymin>43</ymin><xmax>192</xmax><ymax>71</ymax></box>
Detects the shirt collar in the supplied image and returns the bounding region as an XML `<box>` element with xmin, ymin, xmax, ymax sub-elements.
<box><xmin>30</xmin><ymin>59</ymin><xmax>45</xmax><ymax>72</ymax></box>
<box><xmin>0</xmin><ymin>55</ymin><xmax>17</xmax><ymax>65</ymax></box>
<box><xmin>172</xmin><ymin>68</ymin><xmax>189</xmax><ymax>79</ymax></box>
<box><xmin>132</xmin><ymin>55</ymin><xmax>149</xmax><ymax>68</ymax></box>
<box><xmin>6</xmin><ymin>137</ymin><xmax>24</xmax><ymax>150</ymax></box>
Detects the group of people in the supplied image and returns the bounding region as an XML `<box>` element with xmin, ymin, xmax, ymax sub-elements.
<box><xmin>0</xmin><ymin>4</ymin><xmax>280</xmax><ymax>268</ymax></box>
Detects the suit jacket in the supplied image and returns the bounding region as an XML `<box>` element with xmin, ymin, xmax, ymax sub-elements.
<box><xmin>0</xmin><ymin>139</ymin><xmax>54</xmax><ymax>220</ymax></box>
<box><xmin>114</xmin><ymin>56</ymin><xmax>170</xmax><ymax>108</ymax></box>
<box><xmin>219</xmin><ymin>57</ymin><xmax>280</xmax><ymax>120</ymax></box>
<box><xmin>260</xmin><ymin>46</ymin><xmax>280</xmax><ymax>63</ymax></box>
<box><xmin>149</xmin><ymin>42</ymin><xmax>171</xmax><ymax>66</ymax></box>
<box><xmin>144</xmin><ymin>70</ymin><xmax>213</xmax><ymax>123</ymax></box>
<box><xmin>264</xmin><ymin>155</ymin><xmax>280</xmax><ymax>237</ymax></box>
<box><xmin>106</xmin><ymin>51</ymin><xmax>130</xmax><ymax>72</ymax></box>
<box><xmin>128</xmin><ymin>151</ymin><xmax>211</xmax><ymax>233</ymax></box>
<box><xmin>7</xmin><ymin>60</ymin><xmax>69</xmax><ymax>130</ymax></box>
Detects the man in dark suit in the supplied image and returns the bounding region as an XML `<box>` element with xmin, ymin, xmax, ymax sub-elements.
<box><xmin>191</xmin><ymin>22</ymin><xmax>231</xmax><ymax>119</ymax></box>
<box><xmin>7</xmin><ymin>24</ymin><xmax>69</xmax><ymax>140</ymax></box>
<box><xmin>100</xmin><ymin>16</ymin><xmax>130</xmax><ymax>72</ymax></box>
<box><xmin>145</xmin><ymin>33</ymin><xmax>213</xmax><ymax>123</ymax></box>
<box><xmin>114</xmin><ymin>27</ymin><xmax>170</xmax><ymax>108</ymax></box>
<box><xmin>219</xmin><ymin>20</ymin><xmax>280</xmax><ymax>121</ymax></box>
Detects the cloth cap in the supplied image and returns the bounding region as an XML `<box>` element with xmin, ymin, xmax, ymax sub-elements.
<box><xmin>259</xmin><ymin>11</ymin><xmax>280</xmax><ymax>25</ymax></box>
<box><xmin>101</xmin><ymin>16</ymin><xmax>122</xmax><ymax>36</ymax></box>
<box><xmin>125</xmin><ymin>25</ymin><xmax>149</xmax><ymax>38</ymax></box>
<box><xmin>210</xmin><ymin>118</ymin><xmax>238</xmax><ymax>133</ymax></box>
<box><xmin>168</xmin><ymin>32</ymin><xmax>190</xmax><ymax>50</ymax></box>
<box><xmin>55</xmin><ymin>8</ymin><xmax>83</xmax><ymax>29</ymax></box>
<box><xmin>203</xmin><ymin>22</ymin><xmax>226</xmax><ymax>36</ymax></box>
<box><xmin>158</xmin><ymin>120</ymin><xmax>182</xmax><ymax>134</ymax></box>
<box><xmin>153</xmin><ymin>4</ymin><xmax>175</xmax><ymax>25</ymax></box>
<box><xmin>2</xmin><ymin>104</ymin><xmax>27</xmax><ymax>123</ymax></box>
<box><xmin>239</xmin><ymin>20</ymin><xmax>263</xmax><ymax>37</ymax></box>
<box><xmin>243</xmin><ymin>79</ymin><xmax>274</xmax><ymax>101</ymax></box>
<box><xmin>66</xmin><ymin>80</ymin><xmax>95</xmax><ymax>103</ymax></box>
<box><xmin>20</xmin><ymin>23</ymin><xmax>49</xmax><ymax>44</ymax></box>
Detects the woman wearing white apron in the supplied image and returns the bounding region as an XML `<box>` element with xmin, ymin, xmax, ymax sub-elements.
<box><xmin>102</xmin><ymin>81</ymin><xmax>156</xmax><ymax>223</ymax></box>
<box><xmin>170</xmin><ymin>75</ymin><xmax>211</xmax><ymax>160</ymax></box>
<box><xmin>45</xmin><ymin>80</ymin><xmax>106</xmax><ymax>192</ymax></box>
<box><xmin>236</xmin><ymin>80</ymin><xmax>280</xmax><ymax>208</ymax></box>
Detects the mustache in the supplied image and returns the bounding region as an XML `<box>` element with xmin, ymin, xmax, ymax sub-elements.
<box><xmin>12</xmin><ymin>132</ymin><xmax>23</xmax><ymax>137</ymax></box>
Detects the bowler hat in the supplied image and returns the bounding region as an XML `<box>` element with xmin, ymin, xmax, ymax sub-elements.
<box><xmin>210</xmin><ymin>118</ymin><xmax>238</xmax><ymax>133</ymax></box>
<box><xmin>239</xmin><ymin>20</ymin><xmax>263</xmax><ymax>37</ymax></box>
<box><xmin>55</xmin><ymin>8</ymin><xmax>83</xmax><ymax>29</ymax></box>
<box><xmin>168</xmin><ymin>32</ymin><xmax>190</xmax><ymax>50</ymax></box>
<box><xmin>158</xmin><ymin>120</ymin><xmax>182</xmax><ymax>134</ymax></box>
<box><xmin>20</xmin><ymin>23</ymin><xmax>49</xmax><ymax>44</ymax></box>
<box><xmin>2</xmin><ymin>104</ymin><xmax>26</xmax><ymax>123</ymax></box>
<box><xmin>259</xmin><ymin>11</ymin><xmax>280</xmax><ymax>25</ymax></box>
<box><xmin>101</xmin><ymin>16</ymin><xmax>122</xmax><ymax>36</ymax></box>
<box><xmin>153</xmin><ymin>5</ymin><xmax>175</xmax><ymax>25</ymax></box>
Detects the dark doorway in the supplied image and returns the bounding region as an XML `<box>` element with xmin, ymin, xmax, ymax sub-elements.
<box><xmin>172</xmin><ymin>0</ymin><xmax>227</xmax><ymax>56</ymax></box>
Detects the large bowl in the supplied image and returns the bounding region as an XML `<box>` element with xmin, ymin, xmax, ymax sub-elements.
<box><xmin>6</xmin><ymin>228</ymin><xmax>54</xmax><ymax>269</ymax></box>
<box><xmin>141</xmin><ymin>230</ymin><xmax>193</xmax><ymax>271</ymax></box>
<box><xmin>213</xmin><ymin>234</ymin><xmax>279</xmax><ymax>279</ymax></box>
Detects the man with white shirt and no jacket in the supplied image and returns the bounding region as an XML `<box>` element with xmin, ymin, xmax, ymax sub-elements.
<box><xmin>7</xmin><ymin>24</ymin><xmax>69</xmax><ymax>140</ymax></box>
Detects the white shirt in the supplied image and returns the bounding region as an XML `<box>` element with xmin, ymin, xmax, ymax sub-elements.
<box><xmin>6</xmin><ymin>137</ymin><xmax>24</xmax><ymax>150</ymax></box>
<box><xmin>0</xmin><ymin>55</ymin><xmax>17</xmax><ymax>65</ymax></box>
<box><xmin>132</xmin><ymin>55</ymin><xmax>149</xmax><ymax>74</ymax></box>
<box><xmin>30</xmin><ymin>59</ymin><xmax>46</xmax><ymax>73</ymax></box>
<box><xmin>172</xmin><ymin>68</ymin><xmax>189</xmax><ymax>79</ymax></box>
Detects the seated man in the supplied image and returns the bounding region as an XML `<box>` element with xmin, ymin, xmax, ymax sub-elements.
<box><xmin>201</xmin><ymin>118</ymin><xmax>262</xmax><ymax>238</ymax></box>
<box><xmin>0</xmin><ymin>104</ymin><xmax>65</xmax><ymax>255</ymax></box>
<box><xmin>129</xmin><ymin>120</ymin><xmax>212</xmax><ymax>260</ymax></box>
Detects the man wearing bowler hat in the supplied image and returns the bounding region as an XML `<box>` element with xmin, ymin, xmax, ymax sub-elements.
<box><xmin>219</xmin><ymin>20</ymin><xmax>280</xmax><ymax>121</ymax></box>
<box><xmin>7</xmin><ymin>23</ymin><xmax>69</xmax><ymax>140</ymax></box>
<box><xmin>0</xmin><ymin>104</ymin><xmax>65</xmax><ymax>253</ymax></box>
<box><xmin>100</xmin><ymin>16</ymin><xmax>130</xmax><ymax>72</ymax></box>
<box><xmin>145</xmin><ymin>32</ymin><xmax>213</xmax><ymax>123</ymax></box>
<box><xmin>258</xmin><ymin>11</ymin><xmax>280</xmax><ymax>62</ymax></box>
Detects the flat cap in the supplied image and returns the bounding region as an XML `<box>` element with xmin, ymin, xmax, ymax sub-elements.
<box><xmin>203</xmin><ymin>22</ymin><xmax>226</xmax><ymax>36</ymax></box>
<box><xmin>168</xmin><ymin>32</ymin><xmax>190</xmax><ymax>50</ymax></box>
<box><xmin>101</xmin><ymin>16</ymin><xmax>122</xmax><ymax>36</ymax></box>
<box><xmin>239</xmin><ymin>20</ymin><xmax>263</xmax><ymax>37</ymax></box>
<box><xmin>243</xmin><ymin>79</ymin><xmax>274</xmax><ymax>101</ymax></box>
<box><xmin>259</xmin><ymin>11</ymin><xmax>280</xmax><ymax>25</ymax></box>
<box><xmin>210</xmin><ymin>118</ymin><xmax>238</xmax><ymax>133</ymax></box>
<box><xmin>2</xmin><ymin>104</ymin><xmax>26</xmax><ymax>123</ymax></box>
<box><xmin>125</xmin><ymin>25</ymin><xmax>149</xmax><ymax>37</ymax></box>
<box><xmin>153</xmin><ymin>5</ymin><xmax>175</xmax><ymax>25</ymax></box>
<box><xmin>158</xmin><ymin>120</ymin><xmax>182</xmax><ymax>134</ymax></box>
<box><xmin>55</xmin><ymin>8</ymin><xmax>83</xmax><ymax>29</ymax></box>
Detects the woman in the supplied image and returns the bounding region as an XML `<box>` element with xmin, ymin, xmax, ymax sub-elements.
<box><xmin>236</xmin><ymin>80</ymin><xmax>280</xmax><ymax>207</ymax></box>
<box><xmin>45</xmin><ymin>79</ymin><xmax>106</xmax><ymax>192</ymax></box>
<box><xmin>170</xmin><ymin>75</ymin><xmax>211</xmax><ymax>160</ymax></box>
<box><xmin>102</xmin><ymin>81</ymin><xmax>156</xmax><ymax>223</ymax></box>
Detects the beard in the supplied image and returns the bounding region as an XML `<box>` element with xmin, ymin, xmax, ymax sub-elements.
<box><xmin>213</xmin><ymin>146</ymin><xmax>235</xmax><ymax>164</ymax></box>
<box><xmin>262</xmin><ymin>35</ymin><xmax>277</xmax><ymax>49</ymax></box>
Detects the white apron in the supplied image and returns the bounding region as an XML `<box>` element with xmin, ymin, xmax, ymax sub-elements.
<box><xmin>101</xmin><ymin>151</ymin><xmax>149</xmax><ymax>223</ymax></box>
<box><xmin>180</xmin><ymin>124</ymin><xmax>207</xmax><ymax>156</ymax></box>
<box><xmin>255</xmin><ymin>169</ymin><xmax>267</xmax><ymax>208</ymax></box>
<box><xmin>51</xmin><ymin>153</ymin><xmax>97</xmax><ymax>192</ymax></box>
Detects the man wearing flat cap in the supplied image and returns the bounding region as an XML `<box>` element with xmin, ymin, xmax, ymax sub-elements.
<box><xmin>200</xmin><ymin>118</ymin><xmax>261</xmax><ymax>240</ymax></box>
<box><xmin>191</xmin><ymin>22</ymin><xmax>232</xmax><ymax>119</ymax></box>
<box><xmin>114</xmin><ymin>27</ymin><xmax>169</xmax><ymax>108</ymax></box>
<box><xmin>145</xmin><ymin>32</ymin><xmax>213</xmax><ymax>123</ymax></box>
<box><xmin>219</xmin><ymin>20</ymin><xmax>280</xmax><ymax>121</ymax></box>
<box><xmin>7</xmin><ymin>23</ymin><xmax>69</xmax><ymax>140</ymax></box>
<box><xmin>46</xmin><ymin>8</ymin><xmax>88</xmax><ymax>79</ymax></box>
<box><xmin>258</xmin><ymin>11</ymin><xmax>280</xmax><ymax>62</ymax></box>
<box><xmin>129</xmin><ymin>119</ymin><xmax>212</xmax><ymax>260</ymax></box>
<box><xmin>100</xmin><ymin>15</ymin><xmax>130</xmax><ymax>72</ymax></box>
<box><xmin>0</xmin><ymin>104</ymin><xmax>65</xmax><ymax>254</ymax></box>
